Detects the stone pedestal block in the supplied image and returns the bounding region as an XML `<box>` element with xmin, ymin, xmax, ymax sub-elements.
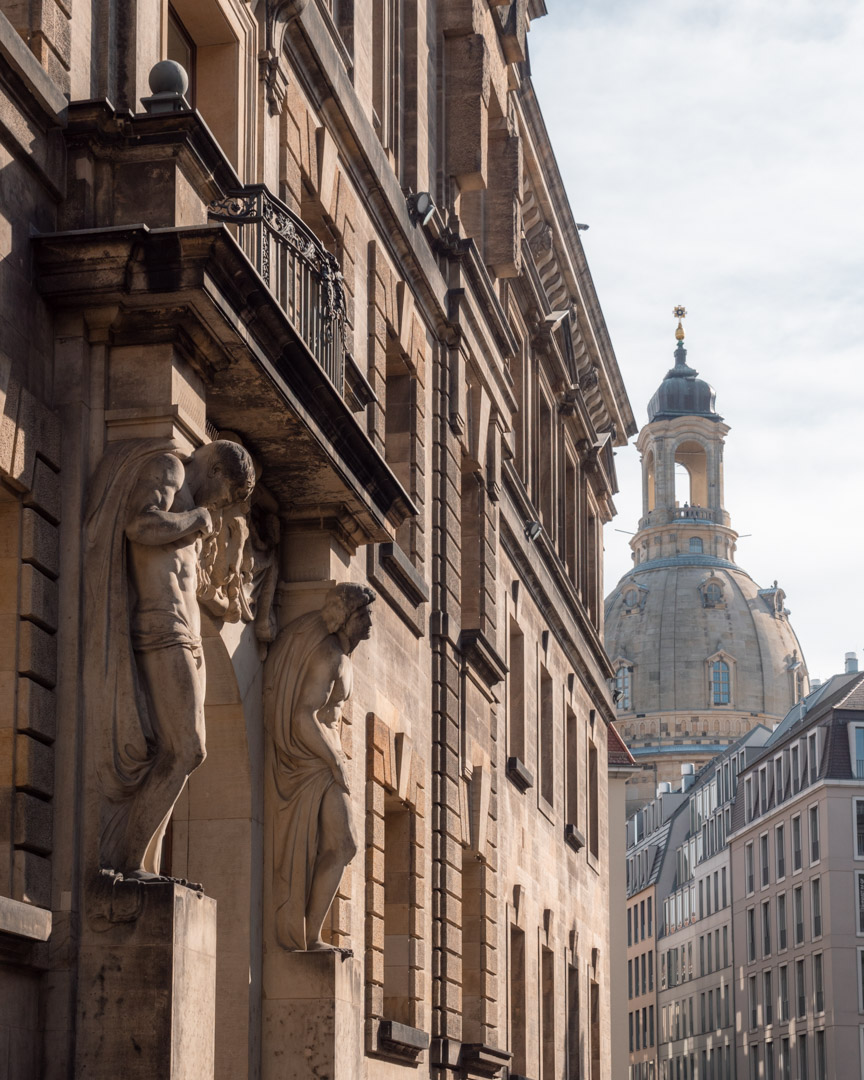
<box><xmin>77</xmin><ymin>882</ymin><xmax>216</xmax><ymax>1080</ymax></box>
<box><xmin>263</xmin><ymin>950</ymin><xmax>362</xmax><ymax>1080</ymax></box>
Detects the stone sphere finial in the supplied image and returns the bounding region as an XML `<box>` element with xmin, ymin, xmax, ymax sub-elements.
<box><xmin>148</xmin><ymin>59</ymin><xmax>189</xmax><ymax>97</ymax></box>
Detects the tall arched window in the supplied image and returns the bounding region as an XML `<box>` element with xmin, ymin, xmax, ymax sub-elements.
<box><xmin>712</xmin><ymin>660</ymin><xmax>730</xmax><ymax>705</ymax></box>
<box><xmin>616</xmin><ymin>665</ymin><xmax>632</xmax><ymax>710</ymax></box>
<box><xmin>689</xmin><ymin>537</ymin><xmax>703</xmax><ymax>554</ymax></box>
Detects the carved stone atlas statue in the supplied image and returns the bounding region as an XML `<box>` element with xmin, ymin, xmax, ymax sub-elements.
<box><xmin>264</xmin><ymin>583</ymin><xmax>375</xmax><ymax>951</ymax></box>
<box><xmin>84</xmin><ymin>438</ymin><xmax>256</xmax><ymax>882</ymax></box>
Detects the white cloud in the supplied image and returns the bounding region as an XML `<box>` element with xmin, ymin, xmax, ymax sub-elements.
<box><xmin>530</xmin><ymin>0</ymin><xmax>864</xmax><ymax>681</ymax></box>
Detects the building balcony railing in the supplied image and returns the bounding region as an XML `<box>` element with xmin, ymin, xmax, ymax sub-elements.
<box><xmin>672</xmin><ymin>506</ymin><xmax>713</xmax><ymax>521</ymax></box>
<box><xmin>208</xmin><ymin>185</ymin><xmax>347</xmax><ymax>392</ymax></box>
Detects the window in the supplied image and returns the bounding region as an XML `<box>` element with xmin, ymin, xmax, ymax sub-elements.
<box><xmin>808</xmin><ymin>730</ymin><xmax>819</xmax><ymax>785</ymax></box>
<box><xmin>628</xmin><ymin>958</ymin><xmax>633</xmax><ymax>999</ymax></box>
<box><xmin>383</xmin><ymin>799</ymin><xmax>414</xmax><ymax>1025</ymax></box>
<box><xmin>648</xmin><ymin>897</ymin><xmax>653</xmax><ymax>937</ymax></box>
<box><xmin>761</xmin><ymin>833</ymin><xmax>770</xmax><ymax>888</ymax></box>
<box><xmin>796</xmin><ymin>957</ymin><xmax>806</xmax><ymax>1018</ymax></box>
<box><xmin>745</xmin><ymin>777</ymin><xmax>754</xmax><ymax>822</ymax></box>
<box><xmin>856</xmin><ymin>799</ymin><xmax>864</xmax><ymax>859</ymax></box>
<box><xmin>815</xmin><ymin>1029</ymin><xmax>826</xmax><ymax>1080</ymax></box>
<box><xmin>798</xmin><ymin>1034</ymin><xmax>808</xmax><ymax>1080</ymax></box>
<box><xmin>567</xmin><ymin>963</ymin><xmax>580</xmax><ymax>1080</ymax></box>
<box><xmin>857</xmin><ymin>871</ymin><xmax>864</xmax><ymax>935</ymax></box>
<box><xmin>745</xmin><ymin>843</ymin><xmax>755</xmax><ymax>894</ymax></box>
<box><xmin>852</xmin><ymin>724</ymin><xmax>864</xmax><ymax>779</ymax></box>
<box><xmin>628</xmin><ymin>908</ymin><xmax>632</xmax><ymax>946</ymax></box>
<box><xmin>766</xmin><ymin>1041</ymin><xmax>775</xmax><ymax>1080</ymax></box>
<box><xmin>781</xmin><ymin>1037</ymin><xmax>790</xmax><ymax>1080</ymax></box>
<box><xmin>539</xmin><ymin>666</ymin><xmax>554</xmax><ymax>806</ymax></box>
<box><xmin>541</xmin><ymin>946</ymin><xmax>555</xmax><ymax>1080</ymax></box>
<box><xmin>508</xmin><ymin>618</ymin><xmax>526</xmax><ymax>763</ymax></box>
<box><xmin>859</xmin><ymin>948</ymin><xmax>864</xmax><ymax>1012</ymax></box>
<box><xmin>813</xmin><ymin>952</ymin><xmax>824</xmax><ymax>1014</ymax></box>
<box><xmin>809</xmin><ymin>804</ymin><xmax>820</xmax><ymax>863</ymax></box>
<box><xmin>510</xmin><ymin>925</ymin><xmax>527</xmax><ymax>1075</ymax></box>
<box><xmin>372</xmin><ymin>0</ymin><xmax>403</xmax><ymax>164</ymax></box>
<box><xmin>794</xmin><ymin>885</ymin><xmax>804</xmax><ymax>945</ymax></box>
<box><xmin>791</xmin><ymin>745</ymin><xmax>800</xmax><ymax>793</ymax></box>
<box><xmin>747</xmin><ymin>907</ymin><xmax>756</xmax><ymax>962</ymax></box>
<box><xmin>703</xmin><ymin>582</ymin><xmax>723</xmax><ymax>606</ymax></box>
<box><xmin>762</xmin><ymin>900</ymin><xmax>772</xmax><ymax>957</ymax></box>
<box><xmin>792</xmin><ymin>814</ymin><xmax>802</xmax><ymax>872</ymax></box>
<box><xmin>588</xmin><ymin>740</ymin><xmax>599</xmax><ymax>859</ymax></box>
<box><xmin>777</xmin><ymin>891</ymin><xmax>787</xmax><ymax>951</ymax></box>
<box><xmin>774</xmin><ymin>756</ymin><xmax>784</xmax><ymax>804</ymax></box>
<box><xmin>649</xmin><ymin>950</ymin><xmax>654</xmax><ymax>991</ymax></box>
<box><xmin>711</xmin><ymin>660</ymin><xmax>730</xmax><ymax>705</ymax></box>
<box><xmin>566</xmin><ymin>706</ymin><xmax>579</xmax><ymax>829</ymax></box>
<box><xmin>615</xmin><ymin>665</ymin><xmax>632</xmax><ymax>711</ymax></box>
<box><xmin>779</xmin><ymin>964</ymin><xmax>789</xmax><ymax>1022</ymax></box>
<box><xmin>776</xmin><ymin>823</ymin><xmax>786</xmax><ymax>879</ymax></box>
<box><xmin>166</xmin><ymin>6</ymin><xmax>196</xmax><ymax>104</ymax></box>
<box><xmin>689</xmin><ymin>536</ymin><xmax>703</xmax><ymax>553</ymax></box>
<box><xmin>749</xmin><ymin>1045</ymin><xmax>759</xmax><ymax>1080</ymax></box>
<box><xmin>764</xmin><ymin>969</ymin><xmax>773</xmax><ymax>1025</ymax></box>
<box><xmin>811</xmin><ymin>878</ymin><xmax>822</xmax><ymax>938</ymax></box>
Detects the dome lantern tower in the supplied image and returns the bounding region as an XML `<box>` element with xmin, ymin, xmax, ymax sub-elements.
<box><xmin>634</xmin><ymin>308</ymin><xmax>737</xmax><ymax>569</ymax></box>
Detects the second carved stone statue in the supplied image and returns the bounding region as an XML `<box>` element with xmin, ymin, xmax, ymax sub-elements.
<box><xmin>263</xmin><ymin>583</ymin><xmax>375</xmax><ymax>950</ymax></box>
<box><xmin>84</xmin><ymin>438</ymin><xmax>256</xmax><ymax>881</ymax></box>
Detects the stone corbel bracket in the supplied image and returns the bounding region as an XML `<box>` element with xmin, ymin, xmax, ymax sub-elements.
<box><xmin>259</xmin><ymin>0</ymin><xmax>309</xmax><ymax>115</ymax></box>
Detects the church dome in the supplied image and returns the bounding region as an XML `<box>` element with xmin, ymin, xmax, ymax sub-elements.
<box><xmin>605</xmin><ymin>560</ymin><xmax>806</xmax><ymax>721</ymax></box>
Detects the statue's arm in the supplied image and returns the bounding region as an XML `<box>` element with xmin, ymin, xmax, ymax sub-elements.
<box><xmin>292</xmin><ymin>650</ymin><xmax>349</xmax><ymax>791</ymax></box>
<box><xmin>125</xmin><ymin>454</ymin><xmax>212</xmax><ymax>546</ymax></box>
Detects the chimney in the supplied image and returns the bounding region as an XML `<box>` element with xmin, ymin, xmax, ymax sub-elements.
<box><xmin>657</xmin><ymin>782</ymin><xmax>672</xmax><ymax>797</ymax></box>
<box><xmin>681</xmin><ymin>762</ymin><xmax>696</xmax><ymax>792</ymax></box>
<box><xmin>846</xmin><ymin>652</ymin><xmax>859</xmax><ymax>674</ymax></box>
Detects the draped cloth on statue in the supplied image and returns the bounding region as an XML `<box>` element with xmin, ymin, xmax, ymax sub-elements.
<box><xmin>83</xmin><ymin>438</ymin><xmax>180</xmax><ymax>873</ymax></box>
<box><xmin>263</xmin><ymin>611</ymin><xmax>336</xmax><ymax>950</ymax></box>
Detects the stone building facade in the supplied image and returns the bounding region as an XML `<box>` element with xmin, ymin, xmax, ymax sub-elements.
<box><xmin>0</xmin><ymin>1</ymin><xmax>635</xmax><ymax>1078</ymax></box>
<box><xmin>605</xmin><ymin>319</ymin><xmax>808</xmax><ymax>812</ymax></box>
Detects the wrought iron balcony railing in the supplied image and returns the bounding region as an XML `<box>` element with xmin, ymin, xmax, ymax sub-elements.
<box><xmin>208</xmin><ymin>185</ymin><xmax>346</xmax><ymax>391</ymax></box>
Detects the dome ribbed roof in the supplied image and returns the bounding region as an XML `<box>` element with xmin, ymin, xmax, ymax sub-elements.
<box><xmin>647</xmin><ymin>342</ymin><xmax>721</xmax><ymax>423</ymax></box>
<box><xmin>605</xmin><ymin>559</ymin><xmax>806</xmax><ymax>719</ymax></box>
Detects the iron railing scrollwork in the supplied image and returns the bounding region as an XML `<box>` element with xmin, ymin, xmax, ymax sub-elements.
<box><xmin>208</xmin><ymin>185</ymin><xmax>346</xmax><ymax>391</ymax></box>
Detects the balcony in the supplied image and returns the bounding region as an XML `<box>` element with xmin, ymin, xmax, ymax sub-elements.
<box><xmin>208</xmin><ymin>186</ymin><xmax>347</xmax><ymax>393</ymax></box>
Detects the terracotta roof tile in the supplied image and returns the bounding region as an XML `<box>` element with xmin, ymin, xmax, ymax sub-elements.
<box><xmin>608</xmin><ymin>723</ymin><xmax>637</xmax><ymax>767</ymax></box>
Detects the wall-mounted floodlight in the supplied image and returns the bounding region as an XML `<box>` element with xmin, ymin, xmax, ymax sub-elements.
<box><xmin>407</xmin><ymin>191</ymin><xmax>436</xmax><ymax>227</ymax></box>
<box><xmin>524</xmin><ymin>520</ymin><xmax>542</xmax><ymax>542</ymax></box>
<box><xmin>576</xmin><ymin>223</ymin><xmax>589</xmax><ymax>231</ymax></box>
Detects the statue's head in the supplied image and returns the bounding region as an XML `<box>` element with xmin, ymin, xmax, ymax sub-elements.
<box><xmin>322</xmin><ymin>583</ymin><xmax>376</xmax><ymax>651</ymax></box>
<box><xmin>189</xmin><ymin>440</ymin><xmax>256</xmax><ymax>510</ymax></box>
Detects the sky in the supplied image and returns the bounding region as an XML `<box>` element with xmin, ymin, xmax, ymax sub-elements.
<box><xmin>529</xmin><ymin>0</ymin><xmax>864</xmax><ymax>684</ymax></box>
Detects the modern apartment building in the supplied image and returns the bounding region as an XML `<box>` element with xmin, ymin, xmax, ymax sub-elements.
<box><xmin>627</xmin><ymin>787</ymin><xmax>689</xmax><ymax>1078</ymax></box>
<box><xmin>729</xmin><ymin>665</ymin><xmax>864</xmax><ymax>1080</ymax></box>
<box><xmin>657</xmin><ymin>729</ymin><xmax>771</xmax><ymax>1080</ymax></box>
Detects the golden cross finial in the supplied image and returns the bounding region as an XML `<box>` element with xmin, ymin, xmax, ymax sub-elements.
<box><xmin>673</xmin><ymin>305</ymin><xmax>687</xmax><ymax>341</ymax></box>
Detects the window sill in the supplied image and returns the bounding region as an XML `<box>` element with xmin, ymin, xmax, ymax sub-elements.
<box><xmin>506</xmin><ymin>756</ymin><xmax>534</xmax><ymax>793</ymax></box>
<box><xmin>564</xmin><ymin>824</ymin><xmax>586</xmax><ymax>852</ymax></box>
<box><xmin>374</xmin><ymin>1019</ymin><xmax>430</xmax><ymax>1062</ymax></box>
